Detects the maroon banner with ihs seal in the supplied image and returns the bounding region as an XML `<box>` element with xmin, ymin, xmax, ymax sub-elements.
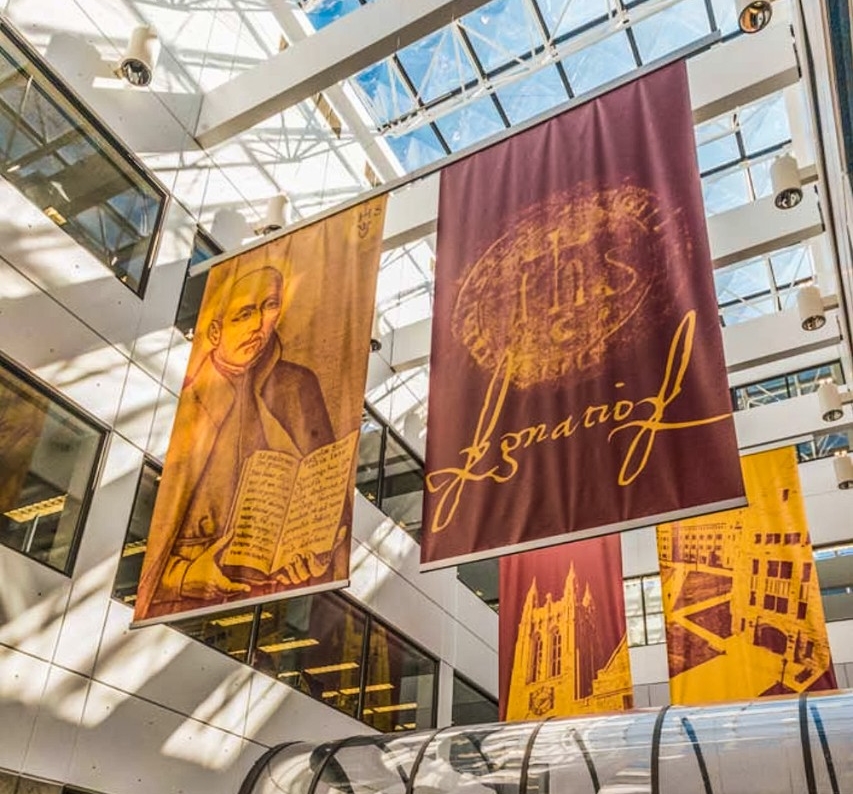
<box><xmin>421</xmin><ymin>62</ymin><xmax>744</xmax><ymax>569</ymax></box>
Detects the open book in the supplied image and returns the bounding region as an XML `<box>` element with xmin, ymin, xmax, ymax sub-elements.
<box><xmin>219</xmin><ymin>430</ymin><xmax>359</xmax><ymax>581</ymax></box>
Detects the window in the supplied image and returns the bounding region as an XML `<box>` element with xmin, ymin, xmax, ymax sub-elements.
<box><xmin>113</xmin><ymin>460</ymin><xmax>160</xmax><ymax>605</ymax></box>
<box><xmin>457</xmin><ymin>557</ymin><xmax>499</xmax><ymax>612</ymax></box>
<box><xmin>0</xmin><ymin>356</ymin><xmax>105</xmax><ymax>574</ymax></box>
<box><xmin>356</xmin><ymin>403</ymin><xmax>424</xmax><ymax>544</ymax></box>
<box><xmin>814</xmin><ymin>543</ymin><xmax>853</xmax><ymax>622</ymax></box>
<box><xmin>0</xmin><ymin>22</ymin><xmax>167</xmax><ymax>295</ymax></box>
<box><xmin>113</xmin><ymin>472</ymin><xmax>438</xmax><ymax>730</ymax></box>
<box><xmin>624</xmin><ymin>575</ymin><xmax>665</xmax><ymax>647</ymax></box>
<box><xmin>796</xmin><ymin>431</ymin><xmax>850</xmax><ymax>463</ymax></box>
<box><xmin>714</xmin><ymin>243</ymin><xmax>816</xmax><ymax>327</ymax></box>
<box><xmin>174</xmin><ymin>228</ymin><xmax>221</xmax><ymax>340</ymax></box>
<box><xmin>732</xmin><ymin>361</ymin><xmax>844</xmax><ymax>412</ymax></box>
<box><xmin>253</xmin><ymin>592</ymin><xmax>437</xmax><ymax>730</ymax></box>
<box><xmin>699</xmin><ymin>91</ymin><xmax>792</xmax><ymax>217</ymax></box>
<box><xmin>452</xmin><ymin>673</ymin><xmax>498</xmax><ymax>726</ymax></box>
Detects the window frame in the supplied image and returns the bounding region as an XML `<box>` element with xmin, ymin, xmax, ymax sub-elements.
<box><xmin>0</xmin><ymin>350</ymin><xmax>108</xmax><ymax>576</ymax></box>
<box><xmin>0</xmin><ymin>18</ymin><xmax>169</xmax><ymax>298</ymax></box>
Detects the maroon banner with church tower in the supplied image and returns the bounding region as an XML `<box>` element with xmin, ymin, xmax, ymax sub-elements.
<box><xmin>421</xmin><ymin>61</ymin><xmax>744</xmax><ymax>569</ymax></box>
<box><xmin>499</xmin><ymin>536</ymin><xmax>632</xmax><ymax>720</ymax></box>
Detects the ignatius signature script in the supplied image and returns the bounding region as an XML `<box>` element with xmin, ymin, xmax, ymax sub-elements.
<box><xmin>424</xmin><ymin>310</ymin><xmax>731</xmax><ymax>533</ymax></box>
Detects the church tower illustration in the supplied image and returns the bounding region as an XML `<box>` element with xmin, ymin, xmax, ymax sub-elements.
<box><xmin>506</xmin><ymin>563</ymin><xmax>632</xmax><ymax>719</ymax></box>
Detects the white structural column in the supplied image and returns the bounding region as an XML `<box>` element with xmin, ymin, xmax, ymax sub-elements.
<box><xmin>195</xmin><ymin>0</ymin><xmax>495</xmax><ymax>147</ymax></box>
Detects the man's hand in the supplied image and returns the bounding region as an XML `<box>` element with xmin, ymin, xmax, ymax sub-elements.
<box><xmin>273</xmin><ymin>524</ymin><xmax>349</xmax><ymax>586</ymax></box>
<box><xmin>180</xmin><ymin>535</ymin><xmax>251</xmax><ymax>599</ymax></box>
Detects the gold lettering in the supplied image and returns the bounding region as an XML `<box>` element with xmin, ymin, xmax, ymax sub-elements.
<box><xmin>425</xmin><ymin>310</ymin><xmax>732</xmax><ymax>533</ymax></box>
<box><xmin>583</xmin><ymin>404</ymin><xmax>611</xmax><ymax>428</ymax></box>
<box><xmin>613</xmin><ymin>400</ymin><xmax>633</xmax><ymax>421</ymax></box>
<box><xmin>551</xmin><ymin>415</ymin><xmax>579</xmax><ymax>439</ymax></box>
<box><xmin>608</xmin><ymin>310</ymin><xmax>731</xmax><ymax>486</ymax></box>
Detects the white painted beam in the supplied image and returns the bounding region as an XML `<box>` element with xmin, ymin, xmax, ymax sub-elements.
<box><xmin>195</xmin><ymin>0</ymin><xmax>495</xmax><ymax>148</ymax></box>
<box><xmin>196</xmin><ymin>0</ymin><xmax>799</xmax><ymax>152</ymax></box>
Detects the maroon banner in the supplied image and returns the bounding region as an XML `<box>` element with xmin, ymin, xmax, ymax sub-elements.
<box><xmin>421</xmin><ymin>62</ymin><xmax>744</xmax><ymax>569</ymax></box>
<box><xmin>499</xmin><ymin>536</ymin><xmax>632</xmax><ymax>720</ymax></box>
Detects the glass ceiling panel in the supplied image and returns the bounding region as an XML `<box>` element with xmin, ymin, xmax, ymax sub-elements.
<box><xmin>353</xmin><ymin>61</ymin><xmax>417</xmax><ymax>127</ymax></box>
<box><xmin>631</xmin><ymin>0</ymin><xmax>711</xmax><ymax>63</ymax></box>
<box><xmin>302</xmin><ymin>0</ymin><xmax>365</xmax><ymax>31</ymax></box>
<box><xmin>385</xmin><ymin>125</ymin><xmax>446</xmax><ymax>172</ymax></box>
<box><xmin>460</xmin><ymin>0</ymin><xmax>545</xmax><ymax>74</ymax></box>
<box><xmin>739</xmin><ymin>92</ymin><xmax>791</xmax><ymax>155</ymax></box>
<box><xmin>696</xmin><ymin>129</ymin><xmax>739</xmax><ymax>172</ymax></box>
<box><xmin>770</xmin><ymin>245</ymin><xmax>814</xmax><ymax>286</ymax></box>
<box><xmin>545</xmin><ymin>0</ymin><xmax>609</xmax><ymax>42</ymax></box>
<box><xmin>749</xmin><ymin>156</ymin><xmax>775</xmax><ymax>199</ymax></box>
<box><xmin>714</xmin><ymin>258</ymin><xmax>771</xmax><ymax>301</ymax></box>
<box><xmin>561</xmin><ymin>30</ymin><xmax>637</xmax><ymax>95</ymax></box>
<box><xmin>397</xmin><ymin>28</ymin><xmax>478</xmax><ymax>106</ymax></box>
<box><xmin>496</xmin><ymin>65</ymin><xmax>570</xmax><ymax>124</ymax></box>
<box><xmin>435</xmin><ymin>95</ymin><xmax>506</xmax><ymax>152</ymax></box>
<box><xmin>709</xmin><ymin>0</ymin><xmax>741</xmax><ymax>37</ymax></box>
<box><xmin>702</xmin><ymin>168</ymin><xmax>750</xmax><ymax>215</ymax></box>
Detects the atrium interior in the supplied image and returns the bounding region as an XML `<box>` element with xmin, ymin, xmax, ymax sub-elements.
<box><xmin>0</xmin><ymin>0</ymin><xmax>853</xmax><ymax>792</ymax></box>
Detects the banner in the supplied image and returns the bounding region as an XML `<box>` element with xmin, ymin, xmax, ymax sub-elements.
<box><xmin>421</xmin><ymin>61</ymin><xmax>744</xmax><ymax>569</ymax></box>
<box><xmin>658</xmin><ymin>446</ymin><xmax>836</xmax><ymax>704</ymax></box>
<box><xmin>499</xmin><ymin>536</ymin><xmax>633</xmax><ymax>720</ymax></box>
<box><xmin>134</xmin><ymin>197</ymin><xmax>387</xmax><ymax>625</ymax></box>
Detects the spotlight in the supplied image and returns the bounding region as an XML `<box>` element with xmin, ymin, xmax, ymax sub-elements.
<box><xmin>118</xmin><ymin>25</ymin><xmax>160</xmax><ymax>87</ymax></box>
<box><xmin>818</xmin><ymin>382</ymin><xmax>849</xmax><ymax>423</ymax></box>
<box><xmin>737</xmin><ymin>0</ymin><xmax>773</xmax><ymax>34</ymax></box>
<box><xmin>833</xmin><ymin>453</ymin><xmax>853</xmax><ymax>490</ymax></box>
<box><xmin>771</xmin><ymin>154</ymin><xmax>803</xmax><ymax>210</ymax></box>
<box><xmin>796</xmin><ymin>285</ymin><xmax>839</xmax><ymax>331</ymax></box>
<box><xmin>254</xmin><ymin>193</ymin><xmax>289</xmax><ymax>236</ymax></box>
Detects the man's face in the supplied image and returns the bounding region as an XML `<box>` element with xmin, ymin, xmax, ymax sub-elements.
<box><xmin>215</xmin><ymin>268</ymin><xmax>283</xmax><ymax>370</ymax></box>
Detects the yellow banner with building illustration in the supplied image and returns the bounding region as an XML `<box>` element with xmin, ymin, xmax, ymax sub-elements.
<box><xmin>657</xmin><ymin>446</ymin><xmax>836</xmax><ymax>704</ymax></box>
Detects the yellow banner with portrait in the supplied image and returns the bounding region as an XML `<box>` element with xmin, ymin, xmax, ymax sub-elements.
<box><xmin>134</xmin><ymin>197</ymin><xmax>387</xmax><ymax>625</ymax></box>
<box><xmin>657</xmin><ymin>446</ymin><xmax>836</xmax><ymax>704</ymax></box>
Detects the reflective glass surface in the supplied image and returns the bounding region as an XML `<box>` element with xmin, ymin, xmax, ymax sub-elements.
<box><xmin>452</xmin><ymin>674</ymin><xmax>499</xmax><ymax>727</ymax></box>
<box><xmin>381</xmin><ymin>433</ymin><xmax>424</xmax><ymax>544</ymax></box>
<box><xmin>172</xmin><ymin>605</ymin><xmax>256</xmax><ymax>663</ymax></box>
<box><xmin>732</xmin><ymin>361</ymin><xmax>843</xmax><ymax>411</ymax></box>
<box><xmin>815</xmin><ymin>542</ymin><xmax>853</xmax><ymax>622</ymax></box>
<box><xmin>254</xmin><ymin>593</ymin><xmax>366</xmax><ymax>718</ymax></box>
<box><xmin>415</xmin><ymin>723</ymin><xmax>535</xmax><ymax>794</ymax></box>
<box><xmin>0</xmin><ymin>358</ymin><xmax>104</xmax><ymax>574</ymax></box>
<box><xmin>174</xmin><ymin>228</ymin><xmax>221</xmax><ymax>340</ymax></box>
<box><xmin>714</xmin><ymin>243</ymin><xmax>817</xmax><ymax>327</ymax></box>
<box><xmin>0</xmin><ymin>25</ymin><xmax>166</xmax><ymax>294</ymax></box>
<box><xmin>362</xmin><ymin>623</ymin><xmax>436</xmax><ymax>732</ymax></box>
<box><xmin>113</xmin><ymin>461</ymin><xmax>160</xmax><ymax>605</ymax></box>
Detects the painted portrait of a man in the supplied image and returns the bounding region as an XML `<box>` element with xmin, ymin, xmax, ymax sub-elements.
<box><xmin>134</xmin><ymin>197</ymin><xmax>387</xmax><ymax>623</ymax></box>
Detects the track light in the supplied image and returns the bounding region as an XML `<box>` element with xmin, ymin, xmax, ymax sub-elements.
<box><xmin>771</xmin><ymin>154</ymin><xmax>803</xmax><ymax>210</ymax></box>
<box><xmin>833</xmin><ymin>453</ymin><xmax>853</xmax><ymax>490</ymax></box>
<box><xmin>797</xmin><ymin>286</ymin><xmax>839</xmax><ymax>331</ymax></box>
<box><xmin>254</xmin><ymin>193</ymin><xmax>289</xmax><ymax>236</ymax></box>
<box><xmin>736</xmin><ymin>0</ymin><xmax>773</xmax><ymax>33</ymax></box>
<box><xmin>818</xmin><ymin>382</ymin><xmax>852</xmax><ymax>423</ymax></box>
<box><xmin>118</xmin><ymin>25</ymin><xmax>160</xmax><ymax>87</ymax></box>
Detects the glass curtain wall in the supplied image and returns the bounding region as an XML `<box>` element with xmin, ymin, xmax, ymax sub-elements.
<box><xmin>0</xmin><ymin>356</ymin><xmax>105</xmax><ymax>574</ymax></box>
<box><xmin>0</xmin><ymin>22</ymin><xmax>167</xmax><ymax>294</ymax></box>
